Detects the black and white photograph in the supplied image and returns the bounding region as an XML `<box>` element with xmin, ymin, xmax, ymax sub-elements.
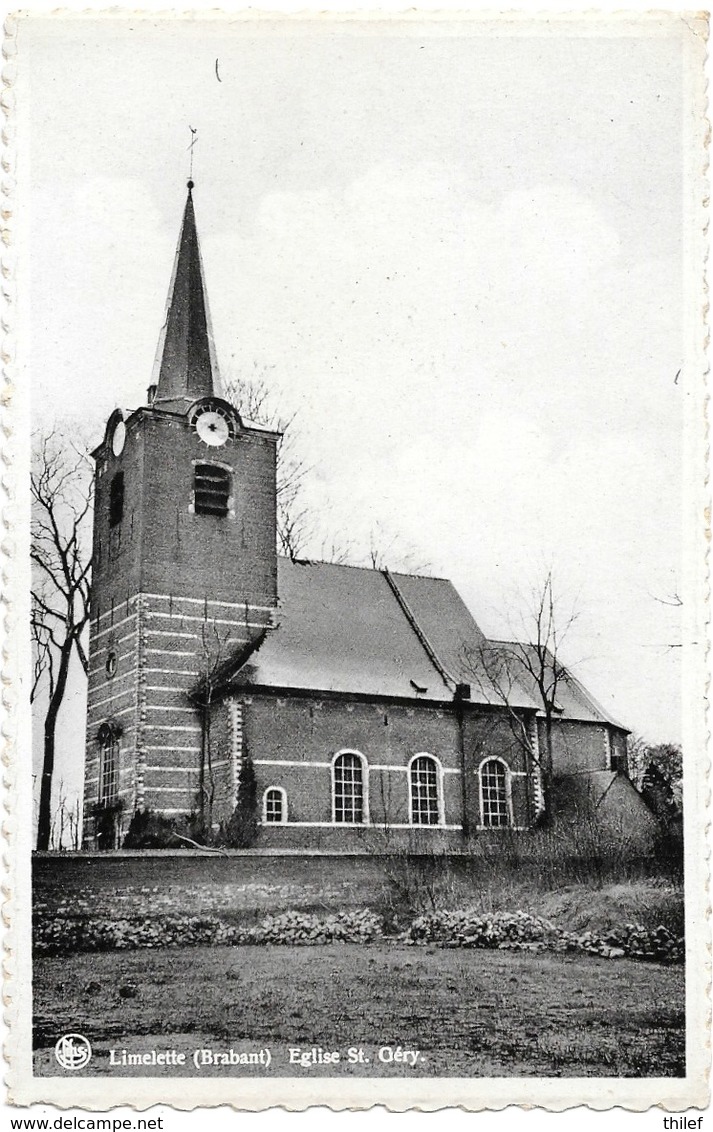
<box><xmin>6</xmin><ymin>9</ymin><xmax>708</xmax><ymax>1111</ymax></box>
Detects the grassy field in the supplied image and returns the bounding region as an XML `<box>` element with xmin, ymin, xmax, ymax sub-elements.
<box><xmin>33</xmin><ymin>943</ymin><xmax>684</xmax><ymax>1078</ymax></box>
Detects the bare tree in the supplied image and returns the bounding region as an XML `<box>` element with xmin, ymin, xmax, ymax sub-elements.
<box><xmin>225</xmin><ymin>370</ymin><xmax>431</xmax><ymax>569</ymax></box>
<box><xmin>367</xmin><ymin>521</ymin><xmax>431</xmax><ymax>576</ymax></box>
<box><xmin>465</xmin><ymin>646</ymin><xmax>540</xmax><ymax>821</ymax></box>
<box><xmin>225</xmin><ymin>370</ymin><xmax>428</xmax><ymax>570</ymax></box>
<box><xmin>627</xmin><ymin>732</ymin><xmax>650</xmax><ymax>790</ymax></box>
<box><xmin>223</xmin><ymin>370</ymin><xmax>311</xmax><ymax>560</ymax></box>
<box><xmin>50</xmin><ymin>779</ymin><xmax>82</xmax><ymax>851</ymax></box>
<box><xmin>466</xmin><ymin>571</ymin><xmax>579</xmax><ymax>826</ymax></box>
<box><xmin>189</xmin><ymin>611</ymin><xmax>267</xmax><ymax>836</ymax></box>
<box><xmin>643</xmin><ymin>575</ymin><xmax>683</xmax><ymax>650</ymax></box>
<box><xmin>31</xmin><ymin>430</ymin><xmax>93</xmax><ymax>850</ymax></box>
<box><xmin>316</xmin><ymin>532</ymin><xmax>355</xmax><ymax>566</ymax></box>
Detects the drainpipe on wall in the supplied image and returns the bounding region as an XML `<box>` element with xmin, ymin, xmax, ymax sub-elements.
<box><xmin>522</xmin><ymin>710</ymin><xmax>535</xmax><ymax>826</ymax></box>
<box><xmin>454</xmin><ymin>683</ymin><xmax>471</xmax><ymax>841</ymax></box>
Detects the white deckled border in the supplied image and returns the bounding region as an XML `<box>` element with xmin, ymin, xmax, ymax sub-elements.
<box><xmin>3</xmin><ymin>7</ymin><xmax>710</xmax><ymax>1114</ymax></box>
<box><xmin>2</xmin><ymin>4</ymin><xmax>25</xmax><ymax>1117</ymax></box>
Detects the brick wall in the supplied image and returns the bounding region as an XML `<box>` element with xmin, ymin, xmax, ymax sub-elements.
<box><xmin>92</xmin><ymin>409</ymin><xmax>278</xmax><ymax>611</ymax></box>
<box><xmin>610</xmin><ymin>729</ymin><xmax>629</xmax><ymax>774</ymax></box>
<box><xmin>84</xmin><ymin>594</ymin><xmax>141</xmax><ymax>845</ymax></box>
<box><xmin>236</xmin><ymin>692</ymin><xmax>462</xmax><ymax>830</ymax></box>
<box><xmin>137</xmin><ymin>414</ymin><xmax>278</xmax><ymax>604</ymax></box>
<box><xmin>85</xmin><ymin>404</ymin><xmax>279</xmax><ymax>845</ymax></box>
<box><xmin>545</xmin><ymin>718</ymin><xmax>613</xmax><ymax>775</ymax></box>
<box><xmin>461</xmin><ymin>709</ymin><xmax>538</xmax><ymax>831</ymax></box>
<box><xmin>210</xmin><ymin>691</ymin><xmax>541</xmax><ymax>846</ymax></box>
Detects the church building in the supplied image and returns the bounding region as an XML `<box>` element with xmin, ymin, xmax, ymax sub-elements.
<box><xmin>82</xmin><ymin>182</ymin><xmax>650</xmax><ymax>851</ymax></box>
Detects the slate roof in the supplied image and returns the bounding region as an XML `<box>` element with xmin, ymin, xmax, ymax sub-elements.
<box><xmin>152</xmin><ymin>185</ymin><xmax>221</xmax><ymax>409</ymax></box>
<box><xmin>220</xmin><ymin>559</ymin><xmax>624</xmax><ymax>726</ymax></box>
<box><xmin>223</xmin><ymin>558</ymin><xmax>536</xmax><ymax>708</ymax></box>
<box><xmin>487</xmin><ymin>641</ymin><xmax>626</xmax><ymax>729</ymax></box>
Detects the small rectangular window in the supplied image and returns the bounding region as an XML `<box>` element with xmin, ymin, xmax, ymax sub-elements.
<box><xmin>194</xmin><ymin>465</ymin><xmax>230</xmax><ymax>517</ymax></box>
<box><xmin>109</xmin><ymin>472</ymin><xmax>124</xmax><ymax>528</ymax></box>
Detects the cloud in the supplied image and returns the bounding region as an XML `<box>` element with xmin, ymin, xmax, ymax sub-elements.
<box><xmin>30</xmin><ymin>178</ymin><xmax>173</xmax><ymax>425</ymax></box>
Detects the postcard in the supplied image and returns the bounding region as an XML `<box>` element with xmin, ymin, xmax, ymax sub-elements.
<box><xmin>5</xmin><ymin>9</ymin><xmax>708</xmax><ymax>1111</ymax></box>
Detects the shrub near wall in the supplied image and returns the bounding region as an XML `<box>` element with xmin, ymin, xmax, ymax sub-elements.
<box><xmin>403</xmin><ymin>910</ymin><xmax>684</xmax><ymax>963</ymax></box>
<box><xmin>33</xmin><ymin>910</ymin><xmax>383</xmax><ymax>955</ymax></box>
<box><xmin>33</xmin><ymin>907</ymin><xmax>683</xmax><ymax>963</ymax></box>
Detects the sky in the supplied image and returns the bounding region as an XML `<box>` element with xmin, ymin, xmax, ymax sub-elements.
<box><xmin>19</xmin><ymin>14</ymin><xmax>699</xmax><ymax>812</ymax></box>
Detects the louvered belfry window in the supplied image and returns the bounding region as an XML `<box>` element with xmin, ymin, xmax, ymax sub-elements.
<box><xmin>109</xmin><ymin>472</ymin><xmax>124</xmax><ymax>527</ymax></box>
<box><xmin>194</xmin><ymin>464</ymin><xmax>230</xmax><ymax>517</ymax></box>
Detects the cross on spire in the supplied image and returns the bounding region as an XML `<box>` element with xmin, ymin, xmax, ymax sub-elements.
<box><xmin>188</xmin><ymin>126</ymin><xmax>198</xmax><ymax>183</ymax></box>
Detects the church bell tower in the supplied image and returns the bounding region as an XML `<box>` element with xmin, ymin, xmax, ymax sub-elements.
<box><xmin>83</xmin><ymin>182</ymin><xmax>279</xmax><ymax>847</ymax></box>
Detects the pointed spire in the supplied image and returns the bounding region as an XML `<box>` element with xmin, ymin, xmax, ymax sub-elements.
<box><xmin>152</xmin><ymin>182</ymin><xmax>222</xmax><ymax>409</ymax></box>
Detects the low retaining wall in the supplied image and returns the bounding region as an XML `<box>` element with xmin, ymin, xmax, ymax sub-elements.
<box><xmin>32</xmin><ymin>849</ymin><xmax>406</xmax><ymax>901</ymax></box>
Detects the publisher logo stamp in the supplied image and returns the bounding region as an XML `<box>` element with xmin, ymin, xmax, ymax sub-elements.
<box><xmin>55</xmin><ymin>1033</ymin><xmax>92</xmax><ymax>1071</ymax></box>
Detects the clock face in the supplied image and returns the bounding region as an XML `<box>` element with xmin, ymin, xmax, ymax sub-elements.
<box><xmin>192</xmin><ymin>401</ymin><xmax>236</xmax><ymax>447</ymax></box>
<box><xmin>111</xmin><ymin>419</ymin><xmax>126</xmax><ymax>456</ymax></box>
<box><xmin>196</xmin><ymin>411</ymin><xmax>230</xmax><ymax>446</ymax></box>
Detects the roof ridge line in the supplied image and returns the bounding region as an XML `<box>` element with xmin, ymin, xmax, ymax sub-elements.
<box><xmin>277</xmin><ymin>555</ymin><xmax>449</xmax><ymax>581</ymax></box>
<box><xmin>381</xmin><ymin>567</ymin><xmax>455</xmax><ymax>693</ymax></box>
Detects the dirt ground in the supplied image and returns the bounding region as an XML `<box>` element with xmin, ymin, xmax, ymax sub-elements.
<box><xmin>33</xmin><ymin>943</ymin><xmax>685</xmax><ymax>1079</ymax></box>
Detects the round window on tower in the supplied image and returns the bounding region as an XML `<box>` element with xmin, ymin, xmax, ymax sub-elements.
<box><xmin>106</xmin><ymin>650</ymin><xmax>118</xmax><ymax>678</ymax></box>
<box><xmin>106</xmin><ymin>409</ymin><xmax>127</xmax><ymax>457</ymax></box>
<box><xmin>111</xmin><ymin>419</ymin><xmax>126</xmax><ymax>456</ymax></box>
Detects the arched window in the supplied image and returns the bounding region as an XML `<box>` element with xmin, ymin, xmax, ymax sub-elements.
<box><xmin>194</xmin><ymin>464</ymin><xmax>231</xmax><ymax>517</ymax></box>
<box><xmin>263</xmin><ymin>787</ymin><xmax>287</xmax><ymax>824</ymax></box>
<box><xmin>479</xmin><ymin>758</ymin><xmax>511</xmax><ymax>828</ymax></box>
<box><xmin>333</xmin><ymin>751</ymin><xmax>366</xmax><ymax>824</ymax></box>
<box><xmin>109</xmin><ymin>472</ymin><xmax>124</xmax><ymax>527</ymax></box>
<box><xmin>97</xmin><ymin>722</ymin><xmax>121</xmax><ymax>804</ymax></box>
<box><xmin>410</xmin><ymin>755</ymin><xmax>441</xmax><ymax>825</ymax></box>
